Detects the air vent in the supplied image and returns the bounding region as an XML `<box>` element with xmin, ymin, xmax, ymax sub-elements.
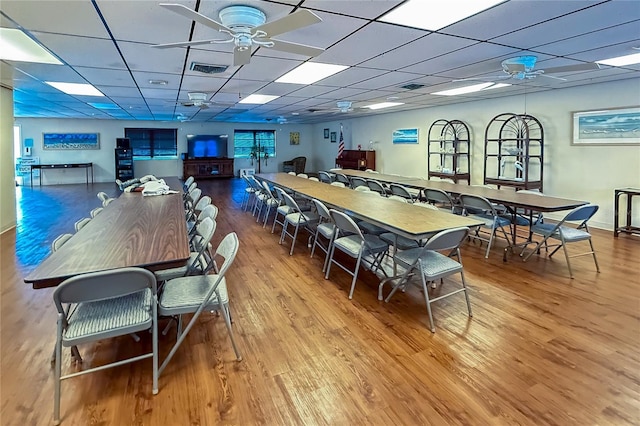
<box><xmin>190</xmin><ymin>62</ymin><xmax>228</xmax><ymax>74</ymax></box>
<box><xmin>400</xmin><ymin>83</ymin><xmax>425</xmax><ymax>90</ymax></box>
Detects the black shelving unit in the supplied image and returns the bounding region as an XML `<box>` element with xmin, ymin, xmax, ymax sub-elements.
<box><xmin>427</xmin><ymin>119</ymin><xmax>471</xmax><ymax>184</ymax></box>
<box><xmin>483</xmin><ymin>113</ymin><xmax>543</xmax><ymax>191</ymax></box>
<box><xmin>115</xmin><ymin>148</ymin><xmax>134</xmax><ymax>181</ymax></box>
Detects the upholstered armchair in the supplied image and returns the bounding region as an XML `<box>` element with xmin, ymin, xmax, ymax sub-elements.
<box><xmin>282</xmin><ymin>156</ymin><xmax>306</xmax><ymax>174</ymax></box>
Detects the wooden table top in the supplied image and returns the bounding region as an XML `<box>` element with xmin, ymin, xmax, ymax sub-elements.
<box><xmin>335</xmin><ymin>169</ymin><xmax>587</xmax><ymax>213</ymax></box>
<box><xmin>24</xmin><ymin>177</ymin><xmax>190</xmax><ymax>289</ymax></box>
<box><xmin>258</xmin><ymin>173</ymin><xmax>483</xmax><ymax>240</ymax></box>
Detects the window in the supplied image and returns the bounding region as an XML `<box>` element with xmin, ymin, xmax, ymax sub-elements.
<box><xmin>233</xmin><ymin>130</ymin><xmax>276</xmax><ymax>159</ymax></box>
<box><xmin>124</xmin><ymin>128</ymin><xmax>177</xmax><ymax>159</ymax></box>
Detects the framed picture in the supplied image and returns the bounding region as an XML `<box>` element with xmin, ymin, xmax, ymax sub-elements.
<box><xmin>43</xmin><ymin>133</ymin><xmax>100</xmax><ymax>150</ymax></box>
<box><xmin>324</xmin><ymin>128</ymin><xmax>330</xmax><ymax>139</ymax></box>
<box><xmin>289</xmin><ymin>131</ymin><xmax>300</xmax><ymax>145</ymax></box>
<box><xmin>330</xmin><ymin>132</ymin><xmax>337</xmax><ymax>143</ymax></box>
<box><xmin>392</xmin><ymin>128</ymin><xmax>419</xmax><ymax>144</ymax></box>
<box><xmin>572</xmin><ymin>107</ymin><xmax>640</xmax><ymax>145</ymax></box>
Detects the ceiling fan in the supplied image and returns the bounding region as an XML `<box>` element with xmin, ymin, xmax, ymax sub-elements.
<box><xmin>458</xmin><ymin>55</ymin><xmax>601</xmax><ymax>82</ymax></box>
<box><xmin>307</xmin><ymin>101</ymin><xmax>355</xmax><ymax>114</ymax></box>
<box><xmin>178</xmin><ymin>92</ymin><xmax>212</xmax><ymax>108</ymax></box>
<box><xmin>152</xmin><ymin>3</ymin><xmax>324</xmax><ymax>66</ymax></box>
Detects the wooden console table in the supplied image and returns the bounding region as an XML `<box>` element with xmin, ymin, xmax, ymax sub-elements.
<box><xmin>30</xmin><ymin>163</ymin><xmax>93</xmax><ymax>187</ymax></box>
<box><xmin>614</xmin><ymin>188</ymin><xmax>640</xmax><ymax>237</ymax></box>
<box><xmin>183</xmin><ymin>158</ymin><xmax>234</xmax><ymax>179</ymax></box>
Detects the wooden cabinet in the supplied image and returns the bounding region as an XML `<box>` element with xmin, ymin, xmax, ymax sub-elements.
<box><xmin>335</xmin><ymin>150</ymin><xmax>375</xmax><ymax>170</ymax></box>
<box><xmin>115</xmin><ymin>148</ymin><xmax>134</xmax><ymax>181</ymax></box>
<box><xmin>427</xmin><ymin>119</ymin><xmax>470</xmax><ymax>184</ymax></box>
<box><xmin>483</xmin><ymin>113</ymin><xmax>543</xmax><ymax>191</ymax></box>
<box><xmin>183</xmin><ymin>158</ymin><xmax>234</xmax><ymax>179</ymax></box>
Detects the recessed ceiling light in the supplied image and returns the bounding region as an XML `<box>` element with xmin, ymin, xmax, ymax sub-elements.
<box><xmin>148</xmin><ymin>79</ymin><xmax>168</xmax><ymax>85</ymax></box>
<box><xmin>0</xmin><ymin>28</ymin><xmax>62</xmax><ymax>64</ymax></box>
<box><xmin>596</xmin><ymin>52</ymin><xmax>640</xmax><ymax>67</ymax></box>
<box><xmin>432</xmin><ymin>82</ymin><xmax>494</xmax><ymax>96</ymax></box>
<box><xmin>380</xmin><ymin>0</ymin><xmax>505</xmax><ymax>31</ymax></box>
<box><xmin>482</xmin><ymin>83</ymin><xmax>511</xmax><ymax>90</ymax></box>
<box><xmin>365</xmin><ymin>102</ymin><xmax>404</xmax><ymax>110</ymax></box>
<box><xmin>239</xmin><ymin>94</ymin><xmax>280</xmax><ymax>104</ymax></box>
<box><xmin>88</xmin><ymin>102</ymin><xmax>120</xmax><ymax>110</ymax></box>
<box><xmin>276</xmin><ymin>62</ymin><xmax>349</xmax><ymax>85</ymax></box>
<box><xmin>45</xmin><ymin>81</ymin><xmax>104</xmax><ymax>96</ymax></box>
<box><xmin>291</xmin><ymin>112</ymin><xmax>300</xmax><ymax>115</ymax></box>
<box><xmin>386</xmin><ymin>96</ymin><xmax>400</xmax><ymax>100</ymax></box>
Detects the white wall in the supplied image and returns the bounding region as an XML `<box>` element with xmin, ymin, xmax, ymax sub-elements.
<box><xmin>1</xmin><ymin>84</ymin><xmax>16</xmax><ymax>233</ymax></box>
<box><xmin>14</xmin><ymin>118</ymin><xmax>315</xmax><ymax>183</ymax></box>
<box><xmin>312</xmin><ymin>79</ymin><xmax>640</xmax><ymax>230</ymax></box>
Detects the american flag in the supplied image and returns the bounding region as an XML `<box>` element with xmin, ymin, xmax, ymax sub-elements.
<box><xmin>337</xmin><ymin>124</ymin><xmax>345</xmax><ymax>158</ymax></box>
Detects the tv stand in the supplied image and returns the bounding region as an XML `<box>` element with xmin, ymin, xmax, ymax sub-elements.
<box><xmin>183</xmin><ymin>158</ymin><xmax>234</xmax><ymax>179</ymax></box>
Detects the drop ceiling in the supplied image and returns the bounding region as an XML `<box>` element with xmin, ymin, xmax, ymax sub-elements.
<box><xmin>1</xmin><ymin>0</ymin><xmax>639</xmax><ymax>124</ymax></box>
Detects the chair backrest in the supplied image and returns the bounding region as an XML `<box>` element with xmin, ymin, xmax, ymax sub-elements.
<box><xmin>261</xmin><ymin>180</ymin><xmax>276</xmax><ymax>198</ymax></box>
<box><xmin>282</xmin><ymin>191</ymin><xmax>302</xmax><ymax>213</ymax></box>
<box><xmin>297</xmin><ymin>173</ymin><xmax>309</xmax><ymax>179</ymax></box>
<box><xmin>52</xmin><ymin>233</ymin><xmax>73</xmax><ymax>252</ymax></box>
<box><xmin>212</xmin><ymin>232</ymin><xmax>240</xmax><ymax>280</ymax></box>
<box><xmin>318</xmin><ymin>171</ymin><xmax>332</xmax><ymax>183</ymax></box>
<box><xmin>366</xmin><ymin>179</ymin><xmax>386</xmax><ymax>194</ymax></box>
<box><xmin>90</xmin><ymin>207</ymin><xmax>103</xmax><ymax>218</ymax></box>
<box><xmin>460</xmin><ymin>194</ymin><xmax>497</xmax><ymax>216</ymax></box>
<box><xmin>312</xmin><ymin>199</ymin><xmax>332</xmax><ymax>222</ymax></box>
<box><xmin>309</xmin><ymin>176</ymin><xmax>320</xmax><ymax>182</ymax></box>
<box><xmin>194</xmin><ymin>195</ymin><xmax>211</xmax><ymax>212</ymax></box>
<box><xmin>350</xmin><ymin>177</ymin><xmax>368</xmax><ymax>188</ymax></box>
<box><xmin>563</xmin><ymin>204</ymin><xmax>599</xmax><ymax>224</ymax></box>
<box><xmin>328</xmin><ymin>209</ymin><xmax>364</xmax><ymax>239</ymax></box>
<box><xmin>365</xmin><ymin>169</ymin><xmax>379</xmax><ymax>174</ymax></box>
<box><xmin>53</xmin><ymin>267</ymin><xmax>156</xmax><ymax>310</ymax></box>
<box><xmin>423</xmin><ymin>188</ymin><xmax>454</xmax><ymax>208</ymax></box>
<box><xmin>103</xmin><ymin>197</ymin><xmax>115</xmax><ymax>207</ymax></box>
<box><xmin>190</xmin><ymin>217</ymin><xmax>217</xmax><ymax>273</ymax></box>
<box><xmin>423</xmin><ymin>227</ymin><xmax>470</xmax><ymax>252</ymax></box>
<box><xmin>183</xmin><ymin>176</ymin><xmax>194</xmax><ymax>191</ymax></box>
<box><xmin>186</xmin><ymin>181</ymin><xmax>197</xmax><ymax>195</ymax></box>
<box><xmin>287</xmin><ymin>171</ymin><xmax>297</xmax><ymax>175</ymax></box>
<box><xmin>186</xmin><ymin>187</ymin><xmax>202</xmax><ymax>207</ymax></box>
<box><xmin>331</xmin><ymin>181</ymin><xmax>346</xmax><ymax>187</ymax></box>
<box><xmin>74</xmin><ymin>217</ymin><xmax>91</xmax><ymax>231</ymax></box>
<box><xmin>198</xmin><ymin>203</ymin><xmax>219</xmax><ymax>222</ymax></box>
<box><xmin>389</xmin><ymin>183</ymin><xmax>414</xmax><ymax>201</ymax></box>
<box><xmin>97</xmin><ymin>191</ymin><xmax>109</xmax><ymax>202</ymax></box>
<box><xmin>335</xmin><ymin>173</ymin><xmax>351</xmax><ymax>186</ymax></box>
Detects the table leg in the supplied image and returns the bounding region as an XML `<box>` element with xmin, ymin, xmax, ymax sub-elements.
<box><xmin>30</xmin><ymin>168</ymin><xmax>33</xmax><ymax>188</ymax></box>
<box><xmin>626</xmin><ymin>194</ymin><xmax>634</xmax><ymax>232</ymax></box>
<box><xmin>614</xmin><ymin>190</ymin><xmax>621</xmax><ymax>237</ymax></box>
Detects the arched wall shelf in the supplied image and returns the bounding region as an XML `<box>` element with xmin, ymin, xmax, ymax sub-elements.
<box><xmin>427</xmin><ymin>119</ymin><xmax>471</xmax><ymax>184</ymax></box>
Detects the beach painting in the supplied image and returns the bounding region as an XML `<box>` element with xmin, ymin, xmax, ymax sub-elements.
<box><xmin>392</xmin><ymin>128</ymin><xmax>419</xmax><ymax>144</ymax></box>
<box><xmin>572</xmin><ymin>107</ymin><xmax>640</xmax><ymax>145</ymax></box>
<box><xmin>43</xmin><ymin>133</ymin><xmax>100</xmax><ymax>150</ymax></box>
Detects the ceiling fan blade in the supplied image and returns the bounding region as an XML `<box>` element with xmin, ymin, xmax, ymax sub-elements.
<box><xmin>234</xmin><ymin>48</ymin><xmax>252</xmax><ymax>66</ymax></box>
<box><xmin>159</xmin><ymin>3</ymin><xmax>231</xmax><ymax>33</ymax></box>
<box><xmin>269</xmin><ymin>39</ymin><xmax>324</xmax><ymax>57</ymax></box>
<box><xmin>254</xmin><ymin>9</ymin><xmax>321</xmax><ymax>38</ymax></box>
<box><xmin>537</xmin><ymin>73</ymin><xmax>567</xmax><ymax>81</ymax></box>
<box><xmin>151</xmin><ymin>38</ymin><xmax>230</xmax><ymax>49</ymax></box>
<box><xmin>453</xmin><ymin>75</ymin><xmax>510</xmax><ymax>82</ymax></box>
<box><xmin>543</xmin><ymin>63</ymin><xmax>601</xmax><ymax>73</ymax></box>
<box><xmin>505</xmin><ymin>63</ymin><xmax>526</xmax><ymax>72</ymax></box>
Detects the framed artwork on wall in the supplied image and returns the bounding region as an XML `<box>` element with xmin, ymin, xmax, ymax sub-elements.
<box><xmin>43</xmin><ymin>133</ymin><xmax>100</xmax><ymax>150</ymax></box>
<box><xmin>324</xmin><ymin>128</ymin><xmax>330</xmax><ymax>139</ymax></box>
<box><xmin>392</xmin><ymin>128</ymin><xmax>419</xmax><ymax>144</ymax></box>
<box><xmin>330</xmin><ymin>132</ymin><xmax>337</xmax><ymax>143</ymax></box>
<box><xmin>572</xmin><ymin>107</ymin><xmax>640</xmax><ymax>145</ymax></box>
<box><xmin>290</xmin><ymin>131</ymin><xmax>300</xmax><ymax>145</ymax></box>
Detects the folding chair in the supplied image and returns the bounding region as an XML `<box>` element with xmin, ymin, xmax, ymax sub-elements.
<box><xmin>158</xmin><ymin>232</ymin><xmax>242</xmax><ymax>376</ymax></box>
<box><xmin>309</xmin><ymin>199</ymin><xmax>336</xmax><ymax>272</ymax></box>
<box><xmin>522</xmin><ymin>204</ymin><xmax>600</xmax><ymax>278</ymax></box>
<box><xmin>460</xmin><ymin>194</ymin><xmax>512</xmax><ymax>258</ymax></box>
<box><xmin>53</xmin><ymin>268</ymin><xmax>158</xmax><ymax>424</ymax></box>
<box><xmin>380</xmin><ymin>227</ymin><xmax>472</xmax><ymax>332</ymax></box>
<box><xmin>279</xmin><ymin>192</ymin><xmax>319</xmax><ymax>255</ymax></box>
<box><xmin>325</xmin><ymin>209</ymin><xmax>389</xmax><ymax>299</ymax></box>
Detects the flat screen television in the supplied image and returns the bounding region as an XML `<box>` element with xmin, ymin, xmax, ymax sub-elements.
<box><xmin>187</xmin><ymin>134</ymin><xmax>228</xmax><ymax>158</ymax></box>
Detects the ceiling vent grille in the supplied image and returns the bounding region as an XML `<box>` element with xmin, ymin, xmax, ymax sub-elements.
<box><xmin>400</xmin><ymin>83</ymin><xmax>425</xmax><ymax>90</ymax></box>
<box><xmin>190</xmin><ymin>62</ymin><xmax>228</xmax><ymax>74</ymax></box>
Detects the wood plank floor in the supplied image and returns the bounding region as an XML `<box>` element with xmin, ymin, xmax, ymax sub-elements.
<box><xmin>1</xmin><ymin>179</ymin><xmax>639</xmax><ymax>425</ymax></box>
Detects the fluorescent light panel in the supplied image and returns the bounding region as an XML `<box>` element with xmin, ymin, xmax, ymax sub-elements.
<box><xmin>88</xmin><ymin>102</ymin><xmax>120</xmax><ymax>110</ymax></box>
<box><xmin>596</xmin><ymin>52</ymin><xmax>640</xmax><ymax>67</ymax></box>
<box><xmin>380</xmin><ymin>0</ymin><xmax>505</xmax><ymax>31</ymax></box>
<box><xmin>365</xmin><ymin>102</ymin><xmax>404</xmax><ymax>110</ymax></box>
<box><xmin>0</xmin><ymin>28</ymin><xmax>62</xmax><ymax>64</ymax></box>
<box><xmin>482</xmin><ymin>83</ymin><xmax>511</xmax><ymax>90</ymax></box>
<box><xmin>238</xmin><ymin>94</ymin><xmax>279</xmax><ymax>104</ymax></box>
<box><xmin>276</xmin><ymin>62</ymin><xmax>348</xmax><ymax>85</ymax></box>
<box><xmin>46</xmin><ymin>81</ymin><xmax>104</xmax><ymax>96</ymax></box>
<box><xmin>432</xmin><ymin>82</ymin><xmax>494</xmax><ymax>96</ymax></box>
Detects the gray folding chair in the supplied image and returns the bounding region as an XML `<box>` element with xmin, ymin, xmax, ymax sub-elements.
<box><xmin>318</xmin><ymin>171</ymin><xmax>333</xmax><ymax>183</ymax></box>
<box><xmin>271</xmin><ymin>186</ymin><xmax>294</xmax><ymax>234</ymax></box>
<box><xmin>460</xmin><ymin>194</ymin><xmax>512</xmax><ymax>258</ymax></box>
<box><xmin>325</xmin><ymin>209</ymin><xmax>389</xmax><ymax>299</ymax></box>
<box><xmin>522</xmin><ymin>204</ymin><xmax>600</xmax><ymax>278</ymax></box>
<box><xmin>51</xmin><ymin>233</ymin><xmax>73</xmax><ymax>252</ymax></box>
<box><xmin>279</xmin><ymin>192</ymin><xmax>319</xmax><ymax>255</ymax></box>
<box><xmin>309</xmin><ymin>199</ymin><xmax>336</xmax><ymax>273</ymax></box>
<box><xmin>53</xmin><ymin>267</ymin><xmax>158</xmax><ymax>424</ymax></box>
<box><xmin>350</xmin><ymin>176</ymin><xmax>368</xmax><ymax>189</ymax></box>
<box><xmin>366</xmin><ymin>179</ymin><xmax>388</xmax><ymax>195</ymax></box>
<box><xmin>380</xmin><ymin>227</ymin><xmax>472</xmax><ymax>332</ymax></box>
<box><xmin>158</xmin><ymin>232</ymin><xmax>242</xmax><ymax>376</ymax></box>
<box><xmin>334</xmin><ymin>173</ymin><xmax>351</xmax><ymax>188</ymax></box>
<box><xmin>423</xmin><ymin>188</ymin><xmax>456</xmax><ymax>213</ymax></box>
<box><xmin>389</xmin><ymin>183</ymin><xmax>415</xmax><ymax>202</ymax></box>
<box><xmin>74</xmin><ymin>217</ymin><xmax>91</xmax><ymax>231</ymax></box>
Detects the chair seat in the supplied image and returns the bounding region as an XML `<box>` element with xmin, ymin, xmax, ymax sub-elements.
<box><xmin>317</xmin><ymin>222</ymin><xmax>336</xmax><ymax>239</ymax></box>
<box><xmin>333</xmin><ymin>234</ymin><xmax>388</xmax><ymax>257</ymax></box>
<box><xmin>395</xmin><ymin>249</ymin><xmax>462</xmax><ymax>280</ymax></box>
<box><xmin>502</xmin><ymin>214</ymin><xmax>531</xmax><ymax>226</ymax></box>
<box><xmin>380</xmin><ymin>232</ymin><xmax>420</xmax><ymax>250</ymax></box>
<box><xmin>358</xmin><ymin>221</ymin><xmax>387</xmax><ymax>235</ymax></box>
<box><xmin>277</xmin><ymin>205</ymin><xmax>293</xmax><ymax>215</ymax></box>
<box><xmin>284</xmin><ymin>211</ymin><xmax>319</xmax><ymax>225</ymax></box>
<box><xmin>471</xmin><ymin>213</ymin><xmax>511</xmax><ymax>228</ymax></box>
<box><xmin>64</xmin><ymin>289</ymin><xmax>152</xmax><ymax>344</ymax></box>
<box><xmin>154</xmin><ymin>252</ymin><xmax>201</xmax><ymax>281</ymax></box>
<box><xmin>159</xmin><ymin>274</ymin><xmax>228</xmax><ymax>316</ymax></box>
<box><xmin>532</xmin><ymin>224</ymin><xmax>592</xmax><ymax>242</ymax></box>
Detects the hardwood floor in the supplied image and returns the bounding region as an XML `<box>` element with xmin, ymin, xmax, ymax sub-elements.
<box><xmin>1</xmin><ymin>179</ymin><xmax>639</xmax><ymax>425</ymax></box>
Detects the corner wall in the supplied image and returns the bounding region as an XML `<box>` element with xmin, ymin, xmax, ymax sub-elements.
<box><xmin>0</xmin><ymin>85</ymin><xmax>16</xmax><ymax>233</ymax></box>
